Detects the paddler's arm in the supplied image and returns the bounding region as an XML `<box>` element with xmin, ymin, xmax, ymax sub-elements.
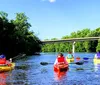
<box><xmin>72</xmin><ymin>54</ymin><xmax>74</xmax><ymax>58</ymax></box>
<box><xmin>64</xmin><ymin>58</ymin><xmax>68</xmax><ymax>64</ymax></box>
<box><xmin>94</xmin><ymin>54</ymin><xmax>97</xmax><ymax>59</ymax></box>
<box><xmin>54</xmin><ymin>59</ymin><xmax>58</xmax><ymax>65</ymax></box>
<box><xmin>9</xmin><ymin>58</ymin><xmax>12</xmax><ymax>63</ymax></box>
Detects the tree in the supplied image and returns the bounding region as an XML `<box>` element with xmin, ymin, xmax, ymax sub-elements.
<box><xmin>96</xmin><ymin>39</ymin><xmax>100</xmax><ymax>51</ymax></box>
<box><xmin>41</xmin><ymin>28</ymin><xmax>100</xmax><ymax>53</ymax></box>
<box><xmin>0</xmin><ymin>11</ymin><xmax>42</xmax><ymax>58</ymax></box>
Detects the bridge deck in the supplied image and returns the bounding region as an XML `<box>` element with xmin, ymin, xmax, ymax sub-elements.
<box><xmin>42</xmin><ymin>37</ymin><xmax>100</xmax><ymax>43</ymax></box>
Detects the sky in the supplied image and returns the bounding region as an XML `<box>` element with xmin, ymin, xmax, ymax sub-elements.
<box><xmin>0</xmin><ymin>0</ymin><xmax>100</xmax><ymax>40</ymax></box>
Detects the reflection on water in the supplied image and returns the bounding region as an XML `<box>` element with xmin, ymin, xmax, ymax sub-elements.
<box><xmin>54</xmin><ymin>70</ymin><xmax>68</xmax><ymax>81</ymax></box>
<box><xmin>0</xmin><ymin>72</ymin><xmax>7</xmax><ymax>85</ymax></box>
<box><xmin>0</xmin><ymin>71</ymin><xmax>28</xmax><ymax>85</ymax></box>
<box><xmin>0</xmin><ymin>71</ymin><xmax>14</xmax><ymax>85</ymax></box>
<box><xmin>3</xmin><ymin>53</ymin><xmax>100</xmax><ymax>85</ymax></box>
<box><xmin>94</xmin><ymin>63</ymin><xmax>100</xmax><ymax>71</ymax></box>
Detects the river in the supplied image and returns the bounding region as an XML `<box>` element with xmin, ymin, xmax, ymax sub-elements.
<box><xmin>1</xmin><ymin>52</ymin><xmax>100</xmax><ymax>85</ymax></box>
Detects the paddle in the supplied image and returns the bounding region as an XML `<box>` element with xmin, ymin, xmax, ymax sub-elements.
<box><xmin>83</xmin><ymin>57</ymin><xmax>89</xmax><ymax>60</ymax></box>
<box><xmin>40</xmin><ymin>61</ymin><xmax>84</xmax><ymax>66</ymax></box>
<box><xmin>76</xmin><ymin>56</ymin><xmax>89</xmax><ymax>60</ymax></box>
<box><xmin>73</xmin><ymin>61</ymin><xmax>84</xmax><ymax>65</ymax></box>
<box><xmin>40</xmin><ymin>62</ymin><xmax>54</xmax><ymax>65</ymax></box>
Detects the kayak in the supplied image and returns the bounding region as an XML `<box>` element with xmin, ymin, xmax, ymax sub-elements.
<box><xmin>93</xmin><ymin>58</ymin><xmax>100</xmax><ymax>64</ymax></box>
<box><xmin>0</xmin><ymin>63</ymin><xmax>15</xmax><ymax>72</ymax></box>
<box><xmin>54</xmin><ymin>63</ymin><xmax>68</xmax><ymax>72</ymax></box>
<box><xmin>66</xmin><ymin>57</ymin><xmax>74</xmax><ymax>63</ymax></box>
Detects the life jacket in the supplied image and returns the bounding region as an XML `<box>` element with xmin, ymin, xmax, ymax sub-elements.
<box><xmin>57</xmin><ymin>57</ymin><xmax>65</xmax><ymax>63</ymax></box>
<box><xmin>0</xmin><ymin>58</ymin><xmax>6</xmax><ymax>64</ymax></box>
<box><xmin>96</xmin><ymin>52</ymin><xmax>100</xmax><ymax>59</ymax></box>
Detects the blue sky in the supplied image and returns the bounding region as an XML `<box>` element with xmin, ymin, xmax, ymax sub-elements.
<box><xmin>0</xmin><ymin>0</ymin><xmax>100</xmax><ymax>40</ymax></box>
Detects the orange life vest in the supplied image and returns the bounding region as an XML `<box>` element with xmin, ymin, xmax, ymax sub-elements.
<box><xmin>57</xmin><ymin>57</ymin><xmax>65</xmax><ymax>63</ymax></box>
<box><xmin>0</xmin><ymin>58</ymin><xmax>6</xmax><ymax>64</ymax></box>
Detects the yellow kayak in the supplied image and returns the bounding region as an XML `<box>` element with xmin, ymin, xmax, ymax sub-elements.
<box><xmin>0</xmin><ymin>63</ymin><xmax>15</xmax><ymax>72</ymax></box>
<box><xmin>66</xmin><ymin>57</ymin><xmax>74</xmax><ymax>63</ymax></box>
<box><xmin>93</xmin><ymin>58</ymin><xmax>100</xmax><ymax>64</ymax></box>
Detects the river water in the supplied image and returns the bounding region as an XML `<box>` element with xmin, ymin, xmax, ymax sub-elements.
<box><xmin>1</xmin><ymin>52</ymin><xmax>100</xmax><ymax>85</ymax></box>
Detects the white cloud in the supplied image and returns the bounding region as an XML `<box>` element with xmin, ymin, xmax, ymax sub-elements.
<box><xmin>49</xmin><ymin>0</ymin><xmax>56</xmax><ymax>3</ymax></box>
<box><xmin>41</xmin><ymin>0</ymin><xmax>56</xmax><ymax>3</ymax></box>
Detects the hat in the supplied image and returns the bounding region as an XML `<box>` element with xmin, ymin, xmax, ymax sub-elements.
<box><xmin>0</xmin><ymin>54</ymin><xmax>6</xmax><ymax>58</ymax></box>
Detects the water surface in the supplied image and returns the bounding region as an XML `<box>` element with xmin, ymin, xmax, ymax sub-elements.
<box><xmin>1</xmin><ymin>52</ymin><xmax>100</xmax><ymax>85</ymax></box>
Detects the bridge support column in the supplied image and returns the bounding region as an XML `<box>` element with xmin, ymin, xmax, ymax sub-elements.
<box><xmin>72</xmin><ymin>41</ymin><xmax>75</xmax><ymax>54</ymax></box>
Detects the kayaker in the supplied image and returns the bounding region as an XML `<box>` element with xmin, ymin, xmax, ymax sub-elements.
<box><xmin>76</xmin><ymin>57</ymin><xmax>81</xmax><ymax>61</ymax></box>
<box><xmin>0</xmin><ymin>54</ymin><xmax>12</xmax><ymax>66</ymax></box>
<box><xmin>54</xmin><ymin>53</ymin><xmax>68</xmax><ymax>65</ymax></box>
<box><xmin>94</xmin><ymin>50</ymin><xmax>100</xmax><ymax>59</ymax></box>
<box><xmin>0</xmin><ymin>54</ymin><xmax>6</xmax><ymax>65</ymax></box>
<box><xmin>66</xmin><ymin>52</ymin><xmax>74</xmax><ymax>59</ymax></box>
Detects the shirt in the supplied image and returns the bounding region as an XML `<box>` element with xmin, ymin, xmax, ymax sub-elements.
<box><xmin>67</xmin><ymin>54</ymin><xmax>73</xmax><ymax>59</ymax></box>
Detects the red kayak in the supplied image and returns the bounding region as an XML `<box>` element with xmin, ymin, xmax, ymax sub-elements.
<box><xmin>54</xmin><ymin>63</ymin><xmax>69</xmax><ymax>72</ymax></box>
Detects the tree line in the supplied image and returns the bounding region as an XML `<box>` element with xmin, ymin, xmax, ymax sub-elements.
<box><xmin>0</xmin><ymin>11</ymin><xmax>42</xmax><ymax>59</ymax></box>
<box><xmin>42</xmin><ymin>28</ymin><xmax>100</xmax><ymax>52</ymax></box>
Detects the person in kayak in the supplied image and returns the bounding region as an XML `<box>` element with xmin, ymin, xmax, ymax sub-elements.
<box><xmin>54</xmin><ymin>53</ymin><xmax>68</xmax><ymax>65</ymax></box>
<box><xmin>0</xmin><ymin>54</ymin><xmax>6</xmax><ymax>64</ymax></box>
<box><xmin>94</xmin><ymin>50</ymin><xmax>100</xmax><ymax>59</ymax></box>
<box><xmin>66</xmin><ymin>51</ymin><xmax>74</xmax><ymax>59</ymax></box>
<box><xmin>0</xmin><ymin>54</ymin><xmax>12</xmax><ymax>66</ymax></box>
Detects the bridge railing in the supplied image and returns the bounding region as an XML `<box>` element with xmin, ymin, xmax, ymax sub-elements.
<box><xmin>41</xmin><ymin>37</ymin><xmax>100</xmax><ymax>44</ymax></box>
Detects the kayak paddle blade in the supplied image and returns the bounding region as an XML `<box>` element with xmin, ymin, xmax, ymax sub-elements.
<box><xmin>40</xmin><ymin>62</ymin><xmax>49</xmax><ymax>65</ymax></box>
<box><xmin>75</xmin><ymin>62</ymin><xmax>84</xmax><ymax>65</ymax></box>
<box><xmin>70</xmin><ymin>61</ymin><xmax>84</xmax><ymax>65</ymax></box>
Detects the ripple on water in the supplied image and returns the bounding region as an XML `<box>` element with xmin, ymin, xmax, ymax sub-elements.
<box><xmin>9</xmin><ymin>53</ymin><xmax>100</xmax><ymax>85</ymax></box>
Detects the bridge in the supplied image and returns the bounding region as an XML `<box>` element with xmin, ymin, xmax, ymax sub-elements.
<box><xmin>42</xmin><ymin>37</ymin><xmax>100</xmax><ymax>43</ymax></box>
<box><xmin>41</xmin><ymin>37</ymin><xmax>100</xmax><ymax>54</ymax></box>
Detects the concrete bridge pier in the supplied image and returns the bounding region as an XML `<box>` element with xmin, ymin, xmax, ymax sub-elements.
<box><xmin>72</xmin><ymin>41</ymin><xmax>75</xmax><ymax>54</ymax></box>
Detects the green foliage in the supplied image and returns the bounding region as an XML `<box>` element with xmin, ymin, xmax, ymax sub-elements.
<box><xmin>51</xmin><ymin>38</ymin><xmax>58</xmax><ymax>40</ymax></box>
<box><xmin>0</xmin><ymin>11</ymin><xmax>41</xmax><ymax>59</ymax></box>
<box><xmin>42</xmin><ymin>28</ymin><xmax>100</xmax><ymax>52</ymax></box>
<box><xmin>96</xmin><ymin>39</ymin><xmax>100</xmax><ymax>51</ymax></box>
